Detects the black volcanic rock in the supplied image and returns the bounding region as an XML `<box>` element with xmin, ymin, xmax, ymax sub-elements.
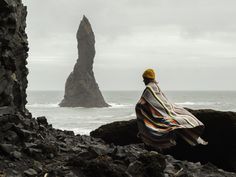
<box><xmin>90</xmin><ymin>109</ymin><xmax>236</xmax><ymax>172</ymax></box>
<box><xmin>91</xmin><ymin>119</ymin><xmax>141</xmax><ymax>145</ymax></box>
<box><xmin>60</xmin><ymin>16</ymin><xmax>109</xmax><ymax>108</ymax></box>
<box><xmin>0</xmin><ymin>0</ymin><xmax>29</xmax><ymax>115</ymax></box>
<box><xmin>0</xmin><ymin>1</ymin><xmax>235</xmax><ymax>176</ymax></box>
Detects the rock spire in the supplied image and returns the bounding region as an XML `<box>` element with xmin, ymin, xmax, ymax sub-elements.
<box><xmin>60</xmin><ymin>16</ymin><xmax>109</xmax><ymax>107</ymax></box>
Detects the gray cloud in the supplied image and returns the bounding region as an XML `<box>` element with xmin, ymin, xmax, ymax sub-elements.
<box><xmin>23</xmin><ymin>0</ymin><xmax>236</xmax><ymax>91</ymax></box>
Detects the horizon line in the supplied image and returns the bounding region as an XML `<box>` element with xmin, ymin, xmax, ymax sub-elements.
<box><xmin>26</xmin><ymin>89</ymin><xmax>236</xmax><ymax>92</ymax></box>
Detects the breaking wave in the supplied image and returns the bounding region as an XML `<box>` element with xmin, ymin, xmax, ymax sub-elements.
<box><xmin>108</xmin><ymin>102</ymin><xmax>134</xmax><ymax>108</ymax></box>
<box><xmin>26</xmin><ymin>103</ymin><xmax>59</xmax><ymax>108</ymax></box>
<box><xmin>175</xmin><ymin>101</ymin><xmax>220</xmax><ymax>106</ymax></box>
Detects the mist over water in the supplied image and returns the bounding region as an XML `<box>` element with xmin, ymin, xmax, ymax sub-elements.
<box><xmin>26</xmin><ymin>90</ymin><xmax>236</xmax><ymax>135</ymax></box>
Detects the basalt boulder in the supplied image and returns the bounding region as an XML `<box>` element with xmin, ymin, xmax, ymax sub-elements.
<box><xmin>60</xmin><ymin>16</ymin><xmax>109</xmax><ymax>108</ymax></box>
<box><xmin>91</xmin><ymin>109</ymin><xmax>236</xmax><ymax>172</ymax></box>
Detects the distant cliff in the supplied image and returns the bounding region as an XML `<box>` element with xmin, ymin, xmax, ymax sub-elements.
<box><xmin>0</xmin><ymin>0</ymin><xmax>29</xmax><ymax>115</ymax></box>
<box><xmin>60</xmin><ymin>16</ymin><xmax>109</xmax><ymax>108</ymax></box>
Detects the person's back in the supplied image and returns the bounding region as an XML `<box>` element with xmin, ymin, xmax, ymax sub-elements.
<box><xmin>135</xmin><ymin>69</ymin><xmax>207</xmax><ymax>150</ymax></box>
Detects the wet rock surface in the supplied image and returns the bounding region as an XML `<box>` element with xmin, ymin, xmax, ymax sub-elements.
<box><xmin>0</xmin><ymin>0</ymin><xmax>29</xmax><ymax>115</ymax></box>
<box><xmin>91</xmin><ymin>119</ymin><xmax>141</xmax><ymax>145</ymax></box>
<box><xmin>91</xmin><ymin>109</ymin><xmax>236</xmax><ymax>172</ymax></box>
<box><xmin>60</xmin><ymin>15</ymin><xmax>109</xmax><ymax>108</ymax></box>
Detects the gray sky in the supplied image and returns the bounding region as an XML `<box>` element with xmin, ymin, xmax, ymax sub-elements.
<box><xmin>23</xmin><ymin>0</ymin><xmax>236</xmax><ymax>91</ymax></box>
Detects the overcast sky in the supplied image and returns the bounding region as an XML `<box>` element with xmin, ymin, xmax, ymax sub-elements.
<box><xmin>23</xmin><ymin>0</ymin><xmax>236</xmax><ymax>91</ymax></box>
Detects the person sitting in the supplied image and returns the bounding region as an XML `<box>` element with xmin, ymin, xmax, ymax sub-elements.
<box><xmin>135</xmin><ymin>69</ymin><xmax>207</xmax><ymax>150</ymax></box>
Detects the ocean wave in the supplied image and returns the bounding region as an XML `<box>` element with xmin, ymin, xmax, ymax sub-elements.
<box><xmin>120</xmin><ymin>113</ymin><xmax>136</xmax><ymax>119</ymax></box>
<box><xmin>57</xmin><ymin>127</ymin><xmax>91</xmax><ymax>135</ymax></box>
<box><xmin>175</xmin><ymin>101</ymin><xmax>220</xmax><ymax>106</ymax></box>
<box><xmin>26</xmin><ymin>103</ymin><xmax>59</xmax><ymax>108</ymax></box>
<box><xmin>69</xmin><ymin>128</ymin><xmax>91</xmax><ymax>135</ymax></box>
<box><xmin>108</xmin><ymin>102</ymin><xmax>133</xmax><ymax>108</ymax></box>
<box><xmin>26</xmin><ymin>102</ymin><xmax>134</xmax><ymax>109</ymax></box>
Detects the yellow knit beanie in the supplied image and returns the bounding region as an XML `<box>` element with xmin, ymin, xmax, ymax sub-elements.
<box><xmin>142</xmin><ymin>69</ymin><xmax>156</xmax><ymax>79</ymax></box>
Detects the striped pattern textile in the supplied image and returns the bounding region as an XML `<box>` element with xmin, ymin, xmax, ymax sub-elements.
<box><xmin>135</xmin><ymin>82</ymin><xmax>206</xmax><ymax>149</ymax></box>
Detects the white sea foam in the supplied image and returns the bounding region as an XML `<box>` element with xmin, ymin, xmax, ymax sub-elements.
<box><xmin>175</xmin><ymin>102</ymin><xmax>220</xmax><ymax>106</ymax></box>
<box><xmin>61</xmin><ymin>128</ymin><xmax>91</xmax><ymax>135</ymax></box>
<box><xmin>108</xmin><ymin>102</ymin><xmax>133</xmax><ymax>108</ymax></box>
<box><xmin>26</xmin><ymin>103</ymin><xmax>59</xmax><ymax>108</ymax></box>
<box><xmin>26</xmin><ymin>102</ymin><xmax>134</xmax><ymax>109</ymax></box>
<box><xmin>102</xmin><ymin>115</ymin><xmax>114</xmax><ymax>118</ymax></box>
<box><xmin>121</xmin><ymin>113</ymin><xmax>136</xmax><ymax>119</ymax></box>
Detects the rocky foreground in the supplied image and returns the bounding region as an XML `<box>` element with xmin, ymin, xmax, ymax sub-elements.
<box><xmin>0</xmin><ymin>113</ymin><xmax>236</xmax><ymax>177</ymax></box>
<box><xmin>91</xmin><ymin>109</ymin><xmax>236</xmax><ymax>172</ymax></box>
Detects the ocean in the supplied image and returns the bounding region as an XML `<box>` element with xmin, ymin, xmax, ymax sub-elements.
<box><xmin>26</xmin><ymin>90</ymin><xmax>236</xmax><ymax>135</ymax></box>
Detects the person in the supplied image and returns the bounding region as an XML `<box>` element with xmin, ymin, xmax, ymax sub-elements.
<box><xmin>135</xmin><ymin>69</ymin><xmax>207</xmax><ymax>150</ymax></box>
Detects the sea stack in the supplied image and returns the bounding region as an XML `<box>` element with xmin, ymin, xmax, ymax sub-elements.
<box><xmin>60</xmin><ymin>16</ymin><xmax>109</xmax><ymax>107</ymax></box>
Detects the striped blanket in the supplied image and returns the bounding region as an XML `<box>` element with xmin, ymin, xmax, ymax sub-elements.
<box><xmin>135</xmin><ymin>82</ymin><xmax>207</xmax><ymax>149</ymax></box>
